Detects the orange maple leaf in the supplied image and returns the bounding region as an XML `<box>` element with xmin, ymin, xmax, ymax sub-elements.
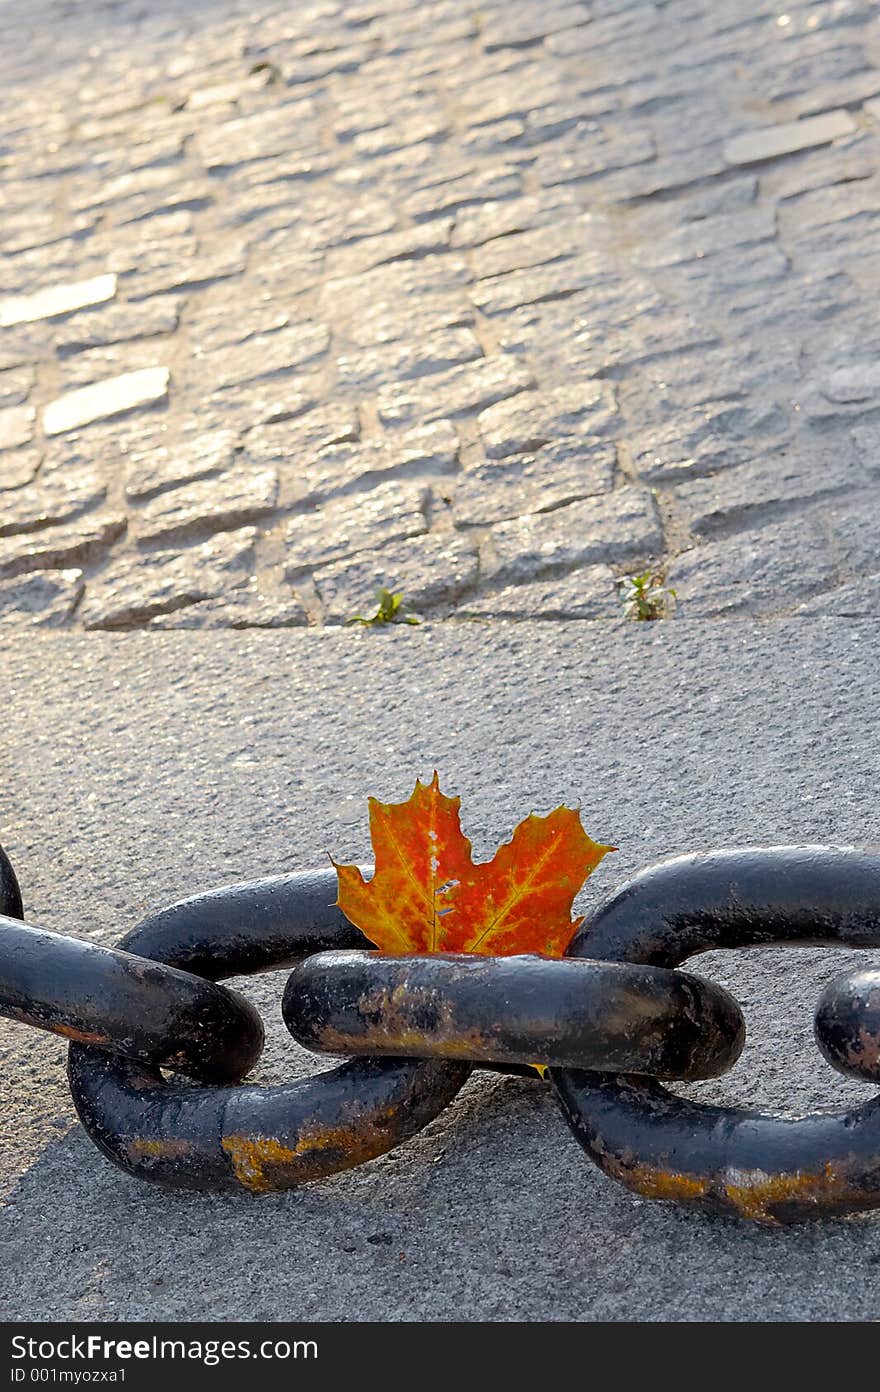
<box><xmin>333</xmin><ymin>772</ymin><xmax>615</xmax><ymax>957</ymax></box>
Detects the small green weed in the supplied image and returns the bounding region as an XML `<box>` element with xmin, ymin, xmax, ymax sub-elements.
<box><xmin>347</xmin><ymin>587</ymin><xmax>422</xmax><ymax>627</ymax></box>
<box><xmin>618</xmin><ymin>572</ymin><xmax>677</xmax><ymax>621</ymax></box>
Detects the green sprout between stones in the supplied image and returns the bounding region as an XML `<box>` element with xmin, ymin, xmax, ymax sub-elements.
<box><xmin>618</xmin><ymin>571</ymin><xmax>677</xmax><ymax>621</ymax></box>
<box><xmin>347</xmin><ymin>587</ymin><xmax>422</xmax><ymax>627</ymax></box>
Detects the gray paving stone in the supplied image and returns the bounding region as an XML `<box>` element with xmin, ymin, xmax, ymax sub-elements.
<box><xmin>0</xmin><ymin>405</ymin><xmax>35</xmax><ymax>452</ymax></box>
<box><xmin>192</xmin><ymin>374</ymin><xmax>325</xmax><ymax>433</ymax></box>
<box><xmin>376</xmin><ymin>355</ymin><xmax>534</xmax><ymax>428</ymax></box>
<box><xmin>341</xmin><ymin>289</ymin><xmax>475</xmax><ymax>349</ymax></box>
<box><xmin>468</xmin><ymin>215</ymin><xmax>607</xmax><ymax>280</ymax></box>
<box><xmin>0</xmin><ymin>464</ymin><xmax>106</xmax><ymax>537</ymax></box>
<box><xmin>546</xmin><ymin>3</ymin><xmax>661</xmax><ymax>55</ymax></box>
<box><xmin>321</xmin><ymin>250</ymin><xmax>472</xmax><ymax>304</ymax></box>
<box><xmin>194</xmin><ymin>101</ymin><xmax>321</xmax><ymax>170</ymax></box>
<box><xmin>451</xmin><ymin>191</ymin><xmax>581</xmax><ymax>247</ymax></box>
<box><xmin>472</xmin><ymin>257</ymin><xmax>615</xmax><ymax>315</ymax></box>
<box><xmin>456</xmin><ymin>565</ymin><xmax>620</xmax><ymax>620</ymax></box>
<box><xmin>314</xmin><ymin>533</ymin><xmax>480</xmax><ymax>621</ymax></box>
<box><xmin>0</xmin><ymin>366</ymin><xmax>34</xmax><ymax>409</ymax></box>
<box><xmin>477</xmin><ymin>384</ymin><xmax>619</xmax><ymax>458</ymax></box>
<box><xmin>53</xmin><ymin>297</ymin><xmax>181</xmax><ymax>356</ymax></box>
<box><xmin>335</xmin><ymin>330</ymin><xmax>483</xmax><ymax>394</ymax></box>
<box><xmin>243</xmin><ymin>404</ymin><xmax>361</xmax><ymax>472</ymax></box>
<box><xmin>323</xmin><ymin>220</ymin><xmax>454</xmax><ymax>279</ymax></box>
<box><xmin>0</xmin><ymin>273</ymin><xmax>116</xmax><ymax>327</ymax></box>
<box><xmin>453</xmin><ymin>59</ymin><xmax>569</xmax><ymax>111</ymax></box>
<box><xmin>777</xmin><ymin>174</ymin><xmax>880</xmax><ymax>238</ymax></box>
<box><xmin>794</xmin><ymin>572</ymin><xmax>880</xmax><ymax>616</ymax></box>
<box><xmin>0</xmin><ymin>511</ymin><xmax>126</xmax><ymax>579</ymax></box>
<box><xmin>285</xmin><ymin>481</ymin><xmax>429</xmax><ymax>575</ymax></box>
<box><xmin>449</xmin><ymin>439</ymin><xmax>616</xmax><ymax>526</ymax></box>
<box><xmin>105</xmin><ymin>236</ymin><xmax>199</xmax><ymax>282</ymax></box>
<box><xmin>134</xmin><ymin>465</ymin><xmax>279</xmax><ymax>544</ymax></box>
<box><xmin>626</xmin><ymin>404</ymin><xmax>788</xmax><ymax>484</ymax></box>
<box><xmin>534</xmin><ymin>127</ymin><xmax>656</xmax><ymax>186</ymax></box>
<box><xmin>850</xmin><ymin>417</ymin><xmax>880</xmax><ymax>466</ymax></box>
<box><xmin>601</xmin><ymin>313</ymin><xmax>720</xmax><ymax>372</ymax></box>
<box><xmin>633</xmin><ymin>207</ymin><xmax>777</xmax><ymax>268</ymax></box>
<box><xmin>43</xmin><ymin>367</ymin><xmax>170</xmax><ymax>436</ymax></box>
<box><xmin>281</xmin><ymin>421</ymin><xmax>459</xmax><ymax>504</ymax></box>
<box><xmin>186</xmin><ymin>299</ymin><xmax>294</xmax><ymax>356</ymax></box>
<box><xmin>480</xmin><ymin>3</ymin><xmax>587</xmax><ymax>51</ymax></box>
<box><xmin>800</xmin><ymin>383</ymin><xmax>878</xmax><ymax>423</ymax></box>
<box><xmin>724</xmin><ymin>110</ymin><xmax>857</xmax><ymax>166</ymax></box>
<box><xmin>1</xmin><ymin>209</ymin><xmax>63</xmax><ymax>259</ymax></box>
<box><xmin>821</xmin><ymin>359</ymin><xmax>880</xmax><ymax>403</ymax></box>
<box><xmin>57</xmin><ymin>340</ymin><xmax>178</xmax><ymax>391</ymax></box>
<box><xmin>351</xmin><ymin>111</ymin><xmax>449</xmax><ymax>158</ymax></box>
<box><xmin>126</xmin><ymin>250</ymin><xmax>246</xmax><ymax>301</ymax></box>
<box><xmin>0</xmin><ymin>449</ymin><xmax>41</xmax><ymax>491</ymax></box>
<box><xmin>484</xmin><ymin>488</ymin><xmax>661</xmax><ymax>585</ymax></box>
<box><xmin>690</xmin><ymin>250</ymin><xmax>793</xmax><ymax>299</ymax></box>
<box><xmin>759</xmin><ymin>43</ymin><xmax>868</xmax><ymax>104</ymax></box>
<box><xmin>228</xmin><ymin>149</ymin><xmax>334</xmax><ymax>191</ymax></box>
<box><xmin>0</xmin><ymin>569</ymin><xmax>83</xmax><ymax>627</ymax></box>
<box><xmin>86</xmin><ymin>132</ymin><xmax>187</xmax><ymax>181</ymax></box>
<box><xmin>0</xmin><ymin>325</ymin><xmax>48</xmax><ymax>374</ymax></box>
<box><xmin>651</xmin><ymin>175</ymin><xmax>759</xmax><ymax>226</ymax></box>
<box><xmin>671</xmin><ymin>451</ymin><xmax>864</xmax><ymax>536</ymax></box>
<box><xmin>80</xmin><ymin>527</ymin><xmax>256</xmax><ymax>629</ymax></box>
<box><xmin>492</xmin><ymin>281</ymin><xmax>663</xmax><ymax>364</ymax></box>
<box><xmin>822</xmin><ymin>491</ymin><xmax>880</xmax><ymax>574</ymax></box>
<box><xmin>125</xmin><ymin>429</ymin><xmax>238</xmax><ymax>501</ymax></box>
<box><xmin>0</xmin><ymin>241</ymin><xmax>103</xmax><ymax>299</ymax></box>
<box><xmin>403</xmin><ymin>167</ymin><xmax>523</xmax><ymax>221</ymax></box>
<box><xmin>72</xmin><ymin>165</ymin><xmax>190</xmax><ymax>213</ymax></box>
<box><xmin>667</xmin><ymin>515</ymin><xmax>836</xmax><ymax>616</ymax></box>
<box><xmin>284</xmin><ymin>43</ymin><xmax>374</xmax><ymax>87</ymax></box>
<box><xmin>147</xmin><ymin>584</ymin><xmax>311</xmax><ymax>629</ymax></box>
<box><xmin>759</xmin><ymin>133</ymin><xmax>878</xmax><ymax>203</ymax></box>
<box><xmin>191</xmin><ymin>324</ymin><xmax>330</xmax><ymax>394</ymax></box>
<box><xmin>791</xmin><ymin>66</ymin><xmax>880</xmax><ymax>117</ymax></box>
<box><xmin>219</xmin><ymin>183</ymin><xmax>326</xmax><ymax>238</ymax></box>
<box><xmin>102</xmin><ymin>209</ymin><xmax>195</xmax><ymax>252</ymax></box>
<box><xmin>186</xmin><ymin>68</ymin><xmax>274</xmax><ymax>112</ymax></box>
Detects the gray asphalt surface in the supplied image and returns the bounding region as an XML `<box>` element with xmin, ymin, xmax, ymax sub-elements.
<box><xmin>2</xmin><ymin>619</ymin><xmax>880</xmax><ymax>1321</ymax></box>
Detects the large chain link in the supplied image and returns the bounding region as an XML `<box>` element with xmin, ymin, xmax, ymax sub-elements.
<box><xmin>555</xmin><ymin>846</ymin><xmax>880</xmax><ymax>1223</ymax></box>
<box><xmin>2</xmin><ymin>840</ymin><xmax>879</xmax><ymax>1223</ymax></box>
<box><xmin>66</xmin><ymin>870</ymin><xmax>467</xmax><ymax>1193</ymax></box>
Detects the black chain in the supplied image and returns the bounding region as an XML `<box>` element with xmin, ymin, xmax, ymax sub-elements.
<box><xmin>1</xmin><ymin>841</ymin><xmax>878</xmax><ymax>1223</ymax></box>
<box><xmin>282</xmin><ymin>949</ymin><xmax>744</xmax><ymax>1079</ymax></box>
<box><xmin>66</xmin><ymin>870</ymin><xmax>466</xmax><ymax>1194</ymax></box>
<box><xmin>557</xmin><ymin>846</ymin><xmax>880</xmax><ymax>1224</ymax></box>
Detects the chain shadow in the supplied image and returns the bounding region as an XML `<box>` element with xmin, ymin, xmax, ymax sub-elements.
<box><xmin>2</xmin><ymin>1069</ymin><xmax>880</xmax><ymax>1322</ymax></box>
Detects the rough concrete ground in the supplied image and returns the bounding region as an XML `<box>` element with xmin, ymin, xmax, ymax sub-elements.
<box><xmin>2</xmin><ymin>622</ymin><xmax>880</xmax><ymax>1322</ymax></box>
<box><xmin>3</xmin><ymin>0</ymin><xmax>880</xmax><ymax>629</ymax></box>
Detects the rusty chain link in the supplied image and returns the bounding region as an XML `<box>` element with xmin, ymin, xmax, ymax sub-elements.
<box><xmin>2</xmin><ymin>840</ymin><xmax>880</xmax><ymax>1222</ymax></box>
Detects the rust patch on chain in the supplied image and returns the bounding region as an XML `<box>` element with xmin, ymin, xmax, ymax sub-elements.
<box><xmin>601</xmin><ymin>1152</ymin><xmax>866</xmax><ymax>1223</ymax></box>
<box><xmin>722</xmin><ymin>1163</ymin><xmax>863</xmax><ymax>1223</ymax></box>
<box><xmin>607</xmin><ymin>1157</ymin><xmax>710</xmax><ymax>1204</ymax></box>
<box><xmin>52</xmin><ymin>1023</ymin><xmax>110</xmax><ymax>1046</ymax></box>
<box><xmin>302</xmin><ymin>978</ymin><xmax>496</xmax><ymax>1061</ymax></box>
<box><xmin>128</xmin><ymin>1138</ymin><xmax>194</xmax><ymax>1160</ymax></box>
<box><xmin>223</xmin><ymin>1125</ymin><xmax>384</xmax><ymax>1193</ymax></box>
<box><xmin>359</xmin><ymin>982</ymin><xmax>485</xmax><ymax>1056</ymax></box>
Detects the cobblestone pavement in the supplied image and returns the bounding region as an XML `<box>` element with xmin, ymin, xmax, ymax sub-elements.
<box><xmin>2</xmin><ymin>0</ymin><xmax>880</xmax><ymax>629</ymax></box>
